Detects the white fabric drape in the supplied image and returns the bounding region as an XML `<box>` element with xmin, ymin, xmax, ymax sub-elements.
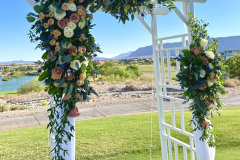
<box><xmin>50</xmin><ymin>97</ymin><xmax>76</xmax><ymax>160</ymax></box>
<box><xmin>189</xmin><ymin>99</ymin><xmax>215</xmax><ymax>160</ymax></box>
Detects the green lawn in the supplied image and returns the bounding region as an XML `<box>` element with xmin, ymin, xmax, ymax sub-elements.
<box><xmin>0</xmin><ymin>107</ymin><xmax>239</xmax><ymax>159</ymax></box>
<box><xmin>0</xmin><ymin>90</ymin><xmax>17</xmax><ymax>97</ymax></box>
<box><xmin>118</xmin><ymin>65</ymin><xmax>176</xmax><ymax>73</ymax></box>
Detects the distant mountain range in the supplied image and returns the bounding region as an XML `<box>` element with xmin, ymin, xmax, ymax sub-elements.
<box><xmin>127</xmin><ymin>35</ymin><xmax>240</xmax><ymax>58</ymax></box>
<box><xmin>2</xmin><ymin>36</ymin><xmax>239</xmax><ymax>63</ymax></box>
<box><xmin>0</xmin><ymin>60</ymin><xmax>35</xmax><ymax>64</ymax></box>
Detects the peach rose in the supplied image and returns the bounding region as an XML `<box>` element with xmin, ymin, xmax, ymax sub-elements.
<box><xmin>79</xmin><ymin>0</ymin><xmax>84</xmax><ymax>3</ymax></box>
<box><xmin>68</xmin><ymin>45</ymin><xmax>78</xmax><ymax>54</ymax></box>
<box><xmin>70</xmin><ymin>13</ymin><xmax>80</xmax><ymax>23</ymax></box>
<box><xmin>204</xmin><ymin>100</ymin><xmax>212</xmax><ymax>106</ymax></box>
<box><xmin>48</xmin><ymin>18</ymin><xmax>55</xmax><ymax>25</ymax></box>
<box><xmin>50</xmin><ymin>39</ymin><xmax>56</xmax><ymax>46</ymax></box>
<box><xmin>76</xmin><ymin>93</ymin><xmax>83</xmax><ymax>101</ymax></box>
<box><xmin>54</xmin><ymin>82</ymin><xmax>68</xmax><ymax>88</ymax></box>
<box><xmin>201</xmin><ymin>120</ymin><xmax>208</xmax><ymax>129</ymax></box>
<box><xmin>44</xmin><ymin>23</ymin><xmax>49</xmax><ymax>28</ymax></box>
<box><xmin>199</xmin><ymin>83</ymin><xmax>207</xmax><ymax>90</ymax></box>
<box><xmin>62</xmin><ymin>3</ymin><xmax>69</xmax><ymax>10</ymax></box>
<box><xmin>89</xmin><ymin>13</ymin><xmax>93</xmax><ymax>20</ymax></box>
<box><xmin>191</xmin><ymin>47</ymin><xmax>202</xmax><ymax>56</ymax></box>
<box><xmin>79</xmin><ymin>33</ymin><xmax>86</xmax><ymax>42</ymax></box>
<box><xmin>47</xmin><ymin>51</ymin><xmax>55</xmax><ymax>60</ymax></box>
<box><xmin>57</xmin><ymin>19</ymin><xmax>69</xmax><ymax>29</ymax></box>
<box><xmin>63</xmin><ymin>95</ymin><xmax>70</xmax><ymax>101</ymax></box>
<box><xmin>125</xmin><ymin>4</ymin><xmax>131</xmax><ymax>10</ymax></box>
<box><xmin>77</xmin><ymin>6</ymin><xmax>87</xmax><ymax>19</ymax></box>
<box><xmin>55</xmin><ymin>46</ymin><xmax>61</xmax><ymax>51</ymax></box>
<box><xmin>210</xmin><ymin>72</ymin><xmax>215</xmax><ymax>78</ymax></box>
<box><xmin>80</xmin><ymin>73</ymin><xmax>86</xmax><ymax>81</ymax></box>
<box><xmin>51</xmin><ymin>67</ymin><xmax>63</xmax><ymax>80</ymax></box>
<box><xmin>203</xmin><ymin>57</ymin><xmax>208</xmax><ymax>65</ymax></box>
<box><xmin>49</xmin><ymin>12</ymin><xmax>54</xmax><ymax>17</ymax></box>
<box><xmin>39</xmin><ymin>12</ymin><xmax>45</xmax><ymax>20</ymax></box>
<box><xmin>53</xmin><ymin>29</ymin><xmax>62</xmax><ymax>37</ymax></box>
<box><xmin>82</xmin><ymin>47</ymin><xmax>86</xmax><ymax>53</ymax></box>
<box><xmin>66</xmin><ymin>72</ymin><xmax>74</xmax><ymax>81</ymax></box>
<box><xmin>77</xmin><ymin>80</ymin><xmax>84</xmax><ymax>86</ymax></box>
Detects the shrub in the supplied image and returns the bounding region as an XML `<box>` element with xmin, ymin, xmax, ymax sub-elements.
<box><xmin>224</xmin><ymin>54</ymin><xmax>240</xmax><ymax>78</ymax></box>
<box><xmin>18</xmin><ymin>81</ymin><xmax>45</xmax><ymax>94</ymax></box>
<box><xmin>125</xmin><ymin>65</ymin><xmax>141</xmax><ymax>77</ymax></box>
<box><xmin>223</xmin><ymin>78</ymin><xmax>240</xmax><ymax>87</ymax></box>
<box><xmin>11</xmin><ymin>104</ymin><xmax>29</xmax><ymax>111</ymax></box>
<box><xmin>0</xmin><ymin>105</ymin><xmax>11</xmax><ymax>112</ymax></box>
<box><xmin>171</xmin><ymin>61</ymin><xmax>176</xmax><ymax>66</ymax></box>
<box><xmin>123</xmin><ymin>85</ymin><xmax>136</xmax><ymax>91</ymax></box>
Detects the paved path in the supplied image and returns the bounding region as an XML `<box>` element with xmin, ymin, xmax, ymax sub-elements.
<box><xmin>0</xmin><ymin>97</ymin><xmax>239</xmax><ymax>132</ymax></box>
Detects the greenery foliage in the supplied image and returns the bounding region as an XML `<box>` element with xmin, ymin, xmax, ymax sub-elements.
<box><xmin>17</xmin><ymin>81</ymin><xmax>45</xmax><ymax>94</ymax></box>
<box><xmin>224</xmin><ymin>54</ymin><xmax>240</xmax><ymax>78</ymax></box>
<box><xmin>176</xmin><ymin>15</ymin><xmax>227</xmax><ymax>147</ymax></box>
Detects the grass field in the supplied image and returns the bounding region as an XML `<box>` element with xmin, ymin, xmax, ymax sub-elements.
<box><xmin>0</xmin><ymin>107</ymin><xmax>239</xmax><ymax>159</ymax></box>
<box><xmin>118</xmin><ymin>65</ymin><xmax>176</xmax><ymax>73</ymax></box>
<box><xmin>0</xmin><ymin>90</ymin><xmax>17</xmax><ymax>97</ymax></box>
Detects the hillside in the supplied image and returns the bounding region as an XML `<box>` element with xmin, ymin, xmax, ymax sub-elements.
<box><xmin>128</xmin><ymin>35</ymin><xmax>240</xmax><ymax>58</ymax></box>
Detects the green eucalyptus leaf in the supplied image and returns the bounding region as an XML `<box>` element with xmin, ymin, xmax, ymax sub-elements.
<box><xmin>42</xmin><ymin>52</ymin><xmax>48</xmax><ymax>60</ymax></box>
<box><xmin>38</xmin><ymin>71</ymin><xmax>50</xmax><ymax>81</ymax></box>
<box><xmin>81</xmin><ymin>64</ymin><xmax>86</xmax><ymax>73</ymax></box>
<box><xmin>56</xmin><ymin>8</ymin><xmax>64</xmax><ymax>14</ymax></box>
<box><xmin>34</xmin><ymin>5</ymin><xmax>42</xmax><ymax>13</ymax></box>
<box><xmin>26</xmin><ymin>16</ymin><xmax>36</xmax><ymax>23</ymax></box>
<box><xmin>27</xmin><ymin>12</ymin><xmax>38</xmax><ymax>17</ymax></box>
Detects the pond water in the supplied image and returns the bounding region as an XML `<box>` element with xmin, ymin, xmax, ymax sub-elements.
<box><xmin>0</xmin><ymin>76</ymin><xmax>37</xmax><ymax>91</ymax></box>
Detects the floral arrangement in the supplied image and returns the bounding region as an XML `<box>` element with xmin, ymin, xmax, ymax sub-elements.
<box><xmin>27</xmin><ymin>0</ymin><xmax>173</xmax><ymax>159</ymax></box>
<box><xmin>176</xmin><ymin>15</ymin><xmax>227</xmax><ymax>147</ymax></box>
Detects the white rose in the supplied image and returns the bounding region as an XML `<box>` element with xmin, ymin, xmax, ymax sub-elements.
<box><xmin>64</xmin><ymin>27</ymin><xmax>74</xmax><ymax>38</ymax></box>
<box><xmin>205</xmin><ymin>51</ymin><xmax>215</xmax><ymax>59</ymax></box>
<box><xmin>78</xmin><ymin>20</ymin><xmax>85</xmax><ymax>29</ymax></box>
<box><xmin>67</xmin><ymin>21</ymin><xmax>77</xmax><ymax>30</ymax></box>
<box><xmin>58</xmin><ymin>56</ymin><xmax>63</xmax><ymax>64</ymax></box>
<box><xmin>138</xmin><ymin>6</ymin><xmax>144</xmax><ymax>11</ymax></box>
<box><xmin>208</xmin><ymin>63</ymin><xmax>214</xmax><ymax>70</ymax></box>
<box><xmin>207</xmin><ymin>79</ymin><xmax>214</xmax><ymax>87</ymax></box>
<box><xmin>54</xmin><ymin>11</ymin><xmax>66</xmax><ymax>20</ymax></box>
<box><xmin>68</xmin><ymin>3</ymin><xmax>77</xmax><ymax>11</ymax></box>
<box><xmin>49</xmin><ymin>5</ymin><xmax>57</xmax><ymax>12</ymax></box>
<box><xmin>82</xmin><ymin>60</ymin><xmax>89</xmax><ymax>67</ymax></box>
<box><xmin>62</xmin><ymin>42</ymin><xmax>72</xmax><ymax>49</ymax></box>
<box><xmin>200</xmin><ymin>39</ymin><xmax>208</xmax><ymax>48</ymax></box>
<box><xmin>70</xmin><ymin>60</ymin><xmax>81</xmax><ymax>70</ymax></box>
<box><xmin>206</xmin><ymin>110</ymin><xmax>213</xmax><ymax>118</ymax></box>
<box><xmin>200</xmin><ymin>70</ymin><xmax>206</xmax><ymax>78</ymax></box>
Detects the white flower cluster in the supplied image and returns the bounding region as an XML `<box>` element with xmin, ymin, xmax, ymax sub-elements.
<box><xmin>205</xmin><ymin>51</ymin><xmax>215</xmax><ymax>59</ymax></box>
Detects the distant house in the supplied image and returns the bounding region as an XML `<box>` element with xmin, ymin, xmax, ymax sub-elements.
<box><xmin>219</xmin><ymin>49</ymin><xmax>240</xmax><ymax>61</ymax></box>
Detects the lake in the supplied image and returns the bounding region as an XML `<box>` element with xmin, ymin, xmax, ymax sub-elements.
<box><xmin>0</xmin><ymin>76</ymin><xmax>37</xmax><ymax>91</ymax></box>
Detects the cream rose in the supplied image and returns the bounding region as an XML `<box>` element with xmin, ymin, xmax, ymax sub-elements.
<box><xmin>207</xmin><ymin>79</ymin><xmax>214</xmax><ymax>87</ymax></box>
<box><xmin>67</xmin><ymin>21</ymin><xmax>77</xmax><ymax>30</ymax></box>
<box><xmin>209</xmin><ymin>63</ymin><xmax>214</xmax><ymax>70</ymax></box>
<box><xmin>54</xmin><ymin>11</ymin><xmax>66</xmax><ymax>20</ymax></box>
<box><xmin>64</xmin><ymin>27</ymin><xmax>74</xmax><ymax>38</ymax></box>
<box><xmin>62</xmin><ymin>42</ymin><xmax>72</xmax><ymax>49</ymax></box>
<box><xmin>49</xmin><ymin>5</ymin><xmax>57</xmax><ymax>12</ymax></box>
<box><xmin>205</xmin><ymin>51</ymin><xmax>215</xmax><ymax>59</ymax></box>
<box><xmin>200</xmin><ymin>39</ymin><xmax>208</xmax><ymax>48</ymax></box>
<box><xmin>70</xmin><ymin>60</ymin><xmax>81</xmax><ymax>70</ymax></box>
<box><xmin>78</xmin><ymin>20</ymin><xmax>85</xmax><ymax>29</ymax></box>
<box><xmin>200</xmin><ymin>70</ymin><xmax>206</xmax><ymax>78</ymax></box>
<box><xmin>68</xmin><ymin>3</ymin><xmax>77</xmax><ymax>11</ymax></box>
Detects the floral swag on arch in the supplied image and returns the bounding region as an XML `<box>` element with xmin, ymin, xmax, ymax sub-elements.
<box><xmin>27</xmin><ymin>0</ymin><xmax>174</xmax><ymax>159</ymax></box>
<box><xmin>177</xmin><ymin>15</ymin><xmax>228</xmax><ymax>147</ymax></box>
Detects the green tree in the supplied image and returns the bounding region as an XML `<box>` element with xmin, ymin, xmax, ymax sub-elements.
<box><xmin>224</xmin><ymin>54</ymin><xmax>240</xmax><ymax>78</ymax></box>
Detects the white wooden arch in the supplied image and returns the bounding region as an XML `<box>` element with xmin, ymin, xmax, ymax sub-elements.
<box><xmin>25</xmin><ymin>0</ymin><xmax>213</xmax><ymax>160</ymax></box>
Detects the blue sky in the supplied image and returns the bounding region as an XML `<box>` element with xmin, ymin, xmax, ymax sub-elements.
<box><xmin>0</xmin><ymin>0</ymin><xmax>239</xmax><ymax>61</ymax></box>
